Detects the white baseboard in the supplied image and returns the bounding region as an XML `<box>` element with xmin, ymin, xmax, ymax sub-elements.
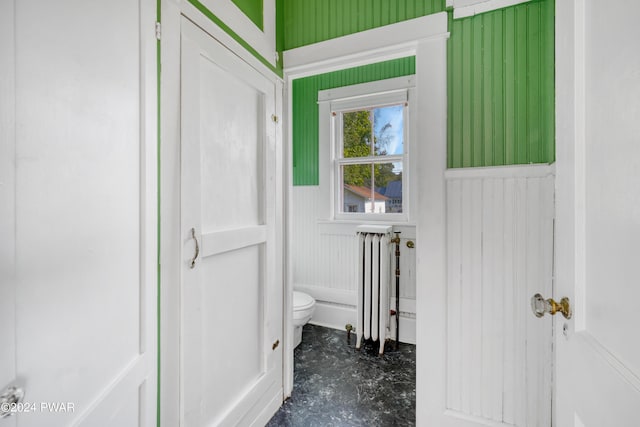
<box><xmin>391</xmin><ymin>313</ymin><xmax>416</xmax><ymax>345</ymax></box>
<box><xmin>308</xmin><ymin>300</ymin><xmax>417</xmax><ymax>345</ymax></box>
<box><xmin>295</xmin><ymin>283</ymin><xmax>417</xmax><ymax>313</ymax></box>
<box><xmin>295</xmin><ymin>284</ymin><xmax>355</xmax><ymax>306</ymax></box>
<box><xmin>308</xmin><ymin>301</ymin><xmax>357</xmax><ymax>332</ymax></box>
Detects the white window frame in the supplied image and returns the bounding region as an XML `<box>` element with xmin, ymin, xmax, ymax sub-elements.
<box><xmin>318</xmin><ymin>76</ymin><xmax>417</xmax><ymax>222</ymax></box>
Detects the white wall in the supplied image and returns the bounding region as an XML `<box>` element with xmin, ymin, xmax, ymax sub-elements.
<box><xmin>292</xmin><ymin>186</ymin><xmax>417</xmax><ymax>343</ymax></box>
<box><xmin>445</xmin><ymin>164</ymin><xmax>555</xmax><ymax>426</ymax></box>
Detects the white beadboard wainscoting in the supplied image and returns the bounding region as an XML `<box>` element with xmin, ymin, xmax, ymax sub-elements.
<box><xmin>292</xmin><ymin>186</ymin><xmax>417</xmax><ymax>344</ymax></box>
<box><xmin>445</xmin><ymin>164</ymin><xmax>555</xmax><ymax>426</ymax></box>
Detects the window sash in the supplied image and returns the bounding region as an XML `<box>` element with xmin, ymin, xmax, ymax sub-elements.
<box><xmin>325</xmin><ymin>80</ymin><xmax>412</xmax><ymax>220</ymax></box>
<box><xmin>329</xmin><ymin>90</ymin><xmax>407</xmax><ymax>113</ymax></box>
<box><xmin>336</xmin><ymin>155</ymin><xmax>403</xmax><ymax>166</ymax></box>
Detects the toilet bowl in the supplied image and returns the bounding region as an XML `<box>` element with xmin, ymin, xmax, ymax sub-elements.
<box><xmin>293</xmin><ymin>291</ymin><xmax>316</xmax><ymax>348</ymax></box>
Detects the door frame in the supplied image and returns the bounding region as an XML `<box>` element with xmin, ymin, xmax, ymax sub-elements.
<box><xmin>554</xmin><ymin>1</ymin><xmax>586</xmax><ymax>424</ymax></box>
<box><xmin>281</xmin><ymin>14</ymin><xmax>449</xmax><ymax>425</ymax></box>
<box><xmin>159</xmin><ymin>3</ymin><xmax>284</xmax><ymax>426</ymax></box>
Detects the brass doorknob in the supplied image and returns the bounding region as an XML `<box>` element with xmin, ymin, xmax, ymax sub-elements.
<box><xmin>531</xmin><ymin>293</ymin><xmax>572</xmax><ymax>319</ymax></box>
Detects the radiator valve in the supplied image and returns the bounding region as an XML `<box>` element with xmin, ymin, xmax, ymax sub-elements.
<box><xmin>345</xmin><ymin>324</ymin><xmax>353</xmax><ymax>344</ymax></box>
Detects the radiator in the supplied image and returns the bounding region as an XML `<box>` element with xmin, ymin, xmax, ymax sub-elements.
<box><xmin>356</xmin><ymin>225</ymin><xmax>392</xmax><ymax>355</ymax></box>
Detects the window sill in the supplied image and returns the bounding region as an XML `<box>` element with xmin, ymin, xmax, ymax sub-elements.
<box><xmin>317</xmin><ymin>219</ymin><xmax>416</xmax><ymax>238</ymax></box>
<box><xmin>333</xmin><ymin>213</ymin><xmax>408</xmax><ymax>222</ymax></box>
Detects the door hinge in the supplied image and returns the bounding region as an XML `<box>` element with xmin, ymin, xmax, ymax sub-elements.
<box><xmin>155</xmin><ymin>22</ymin><xmax>162</xmax><ymax>40</ymax></box>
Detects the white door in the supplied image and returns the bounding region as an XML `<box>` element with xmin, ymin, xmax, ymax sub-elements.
<box><xmin>0</xmin><ymin>4</ymin><xmax>17</xmax><ymax>421</ymax></box>
<box><xmin>554</xmin><ymin>1</ymin><xmax>640</xmax><ymax>425</ymax></box>
<box><xmin>0</xmin><ymin>1</ymin><xmax>157</xmax><ymax>426</ymax></box>
<box><xmin>179</xmin><ymin>18</ymin><xmax>283</xmax><ymax>427</ymax></box>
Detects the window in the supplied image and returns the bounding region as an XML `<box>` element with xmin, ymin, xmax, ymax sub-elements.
<box><xmin>335</xmin><ymin>101</ymin><xmax>409</xmax><ymax>220</ymax></box>
<box><xmin>337</xmin><ymin>104</ymin><xmax>405</xmax><ymax>215</ymax></box>
<box><xmin>318</xmin><ymin>76</ymin><xmax>414</xmax><ymax>221</ymax></box>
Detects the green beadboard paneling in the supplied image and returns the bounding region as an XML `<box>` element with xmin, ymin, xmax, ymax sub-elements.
<box><xmin>286</xmin><ymin>0</ymin><xmax>554</xmax><ymax>179</ymax></box>
<box><xmin>232</xmin><ymin>0</ymin><xmax>263</xmax><ymax>30</ymax></box>
<box><xmin>293</xmin><ymin>57</ymin><xmax>416</xmax><ymax>185</ymax></box>
<box><xmin>447</xmin><ymin>0</ymin><xmax>555</xmax><ymax>168</ymax></box>
<box><xmin>283</xmin><ymin>0</ymin><xmax>446</xmax><ymax>50</ymax></box>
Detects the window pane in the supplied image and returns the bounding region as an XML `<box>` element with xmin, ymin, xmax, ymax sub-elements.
<box><xmin>374</xmin><ymin>105</ymin><xmax>403</xmax><ymax>156</ymax></box>
<box><xmin>342</xmin><ymin>106</ymin><xmax>404</xmax><ymax>159</ymax></box>
<box><xmin>342</xmin><ymin>110</ymin><xmax>373</xmax><ymax>158</ymax></box>
<box><xmin>341</xmin><ymin>162</ymin><xmax>403</xmax><ymax>214</ymax></box>
<box><xmin>374</xmin><ymin>162</ymin><xmax>403</xmax><ymax>213</ymax></box>
<box><xmin>342</xmin><ymin>162</ymin><xmax>372</xmax><ymax>188</ymax></box>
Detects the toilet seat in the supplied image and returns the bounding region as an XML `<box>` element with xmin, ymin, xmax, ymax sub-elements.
<box><xmin>293</xmin><ymin>291</ymin><xmax>315</xmax><ymax>311</ymax></box>
<box><xmin>292</xmin><ymin>291</ymin><xmax>316</xmax><ymax>348</ymax></box>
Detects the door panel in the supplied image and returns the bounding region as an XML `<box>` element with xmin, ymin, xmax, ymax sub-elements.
<box><xmin>0</xmin><ymin>0</ymin><xmax>157</xmax><ymax>426</ymax></box>
<box><xmin>201</xmin><ymin>245</ymin><xmax>264</xmax><ymax>396</ymax></box>
<box><xmin>180</xmin><ymin>17</ymin><xmax>282</xmax><ymax>427</ymax></box>
<box><xmin>555</xmin><ymin>1</ymin><xmax>640</xmax><ymax>425</ymax></box>
<box><xmin>199</xmin><ymin>56</ymin><xmax>263</xmax><ymax>231</ymax></box>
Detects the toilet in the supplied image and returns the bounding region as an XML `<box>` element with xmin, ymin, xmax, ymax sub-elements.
<box><xmin>293</xmin><ymin>291</ymin><xmax>316</xmax><ymax>348</ymax></box>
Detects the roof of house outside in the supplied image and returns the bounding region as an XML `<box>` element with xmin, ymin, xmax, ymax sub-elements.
<box><xmin>382</xmin><ymin>180</ymin><xmax>402</xmax><ymax>199</ymax></box>
<box><xmin>344</xmin><ymin>184</ymin><xmax>388</xmax><ymax>201</ymax></box>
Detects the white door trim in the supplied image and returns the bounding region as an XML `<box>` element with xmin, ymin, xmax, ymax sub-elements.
<box><xmin>192</xmin><ymin>0</ymin><xmax>277</xmax><ymax>67</ymax></box>
<box><xmin>135</xmin><ymin>1</ymin><xmax>160</xmax><ymax>424</ymax></box>
<box><xmin>181</xmin><ymin>1</ymin><xmax>280</xmax><ymax>78</ymax></box>
<box><xmin>160</xmin><ymin>4</ymin><xmax>284</xmax><ymax>426</ymax></box>
<box><xmin>282</xmin><ymin>16</ymin><xmax>449</xmax><ymax>424</ymax></box>
<box><xmin>414</xmin><ymin>36</ymin><xmax>450</xmax><ymax>427</ymax></box>
<box><xmin>555</xmin><ymin>0</ymin><xmax>588</xmax><ymax>335</ymax></box>
<box><xmin>554</xmin><ymin>7</ymin><xmax>584</xmax><ymax>425</ymax></box>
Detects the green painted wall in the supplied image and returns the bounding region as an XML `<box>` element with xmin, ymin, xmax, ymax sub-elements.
<box><xmin>292</xmin><ymin>57</ymin><xmax>416</xmax><ymax>186</ymax></box>
<box><xmin>285</xmin><ymin>0</ymin><xmax>555</xmax><ymax>183</ymax></box>
<box><xmin>283</xmin><ymin>0</ymin><xmax>446</xmax><ymax>50</ymax></box>
<box><xmin>447</xmin><ymin>0</ymin><xmax>555</xmax><ymax>168</ymax></box>
<box><xmin>232</xmin><ymin>0</ymin><xmax>263</xmax><ymax>30</ymax></box>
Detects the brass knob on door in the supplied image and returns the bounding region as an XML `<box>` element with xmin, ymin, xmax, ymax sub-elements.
<box><xmin>531</xmin><ymin>293</ymin><xmax>572</xmax><ymax>319</ymax></box>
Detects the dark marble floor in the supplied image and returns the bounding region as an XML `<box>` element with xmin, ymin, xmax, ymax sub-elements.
<box><xmin>267</xmin><ymin>324</ymin><xmax>416</xmax><ymax>427</ymax></box>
